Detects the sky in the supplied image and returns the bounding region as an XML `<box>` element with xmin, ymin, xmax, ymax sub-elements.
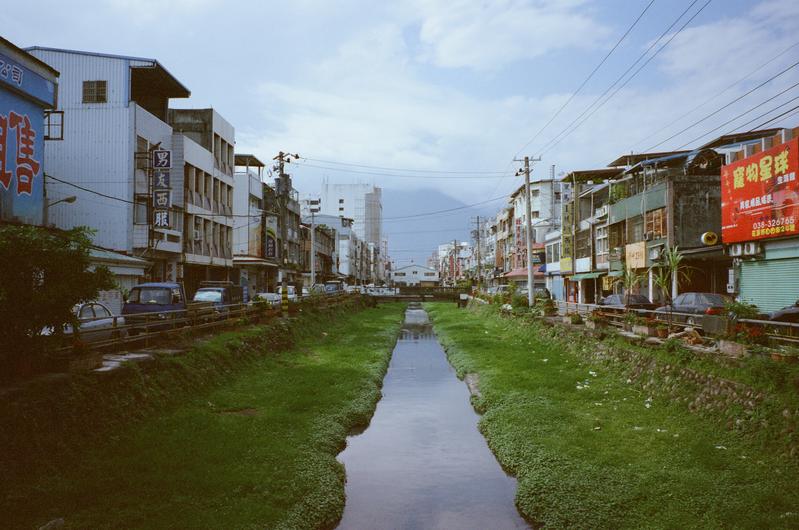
<box><xmin>4</xmin><ymin>0</ymin><xmax>799</xmax><ymax>264</ymax></box>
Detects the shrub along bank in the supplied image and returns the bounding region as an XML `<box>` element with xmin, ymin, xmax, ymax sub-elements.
<box><xmin>426</xmin><ymin>301</ymin><xmax>799</xmax><ymax>529</ymax></box>
<box><xmin>1</xmin><ymin>301</ymin><xmax>405</xmax><ymax>529</ymax></box>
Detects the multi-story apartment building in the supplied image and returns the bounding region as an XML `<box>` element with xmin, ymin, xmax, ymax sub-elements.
<box><xmin>169</xmin><ymin>108</ymin><xmax>235</xmax><ymax>294</ymax></box>
<box><xmin>28</xmin><ymin>47</ymin><xmax>191</xmax><ymax>285</ymax></box>
<box><xmin>494</xmin><ymin>206</ymin><xmax>514</xmax><ymax>278</ymax></box>
<box><xmin>233</xmin><ymin>154</ymin><xmax>269</xmax><ymax>297</ymax></box>
<box><xmin>317</xmin><ymin>181</ymin><xmax>384</xmax><ymax>282</ymax></box>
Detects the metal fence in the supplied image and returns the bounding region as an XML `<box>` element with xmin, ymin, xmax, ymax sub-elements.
<box><xmin>44</xmin><ymin>293</ymin><xmax>358</xmax><ymax>355</ymax></box>
<box><xmin>555</xmin><ymin>300</ymin><xmax>799</xmax><ymax>346</ymax></box>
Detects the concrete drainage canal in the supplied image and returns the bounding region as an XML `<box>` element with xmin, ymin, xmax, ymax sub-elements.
<box><xmin>336</xmin><ymin>303</ymin><xmax>528</xmax><ymax>529</ymax></box>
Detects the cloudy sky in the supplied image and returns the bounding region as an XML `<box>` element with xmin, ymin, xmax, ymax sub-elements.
<box><xmin>5</xmin><ymin>0</ymin><xmax>799</xmax><ymax>262</ymax></box>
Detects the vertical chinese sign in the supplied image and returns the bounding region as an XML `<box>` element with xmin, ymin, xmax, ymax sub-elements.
<box><xmin>0</xmin><ymin>51</ymin><xmax>56</xmax><ymax>225</ymax></box>
<box><xmin>151</xmin><ymin>149</ymin><xmax>171</xmax><ymax>229</ymax></box>
<box><xmin>721</xmin><ymin>137</ymin><xmax>799</xmax><ymax>243</ymax></box>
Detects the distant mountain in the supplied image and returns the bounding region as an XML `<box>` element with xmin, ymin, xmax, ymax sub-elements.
<box><xmin>381</xmin><ymin>187</ymin><xmax>498</xmax><ymax>268</ymax></box>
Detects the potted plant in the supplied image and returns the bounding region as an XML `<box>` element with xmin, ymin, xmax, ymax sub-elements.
<box><xmin>569</xmin><ymin>312</ymin><xmax>583</xmax><ymax>325</ymax></box>
<box><xmin>656</xmin><ymin>323</ymin><xmax>669</xmax><ymax>338</ymax></box>
<box><xmin>632</xmin><ymin>316</ymin><xmax>657</xmax><ymax>337</ymax></box>
<box><xmin>586</xmin><ymin>311</ymin><xmax>608</xmax><ymax>330</ymax></box>
<box><xmin>622</xmin><ymin>311</ymin><xmax>640</xmax><ymax>332</ymax></box>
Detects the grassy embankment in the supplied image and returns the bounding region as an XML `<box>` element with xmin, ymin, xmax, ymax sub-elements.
<box><xmin>2</xmin><ymin>302</ymin><xmax>405</xmax><ymax>529</ymax></box>
<box><xmin>426</xmin><ymin>301</ymin><xmax>799</xmax><ymax>529</ymax></box>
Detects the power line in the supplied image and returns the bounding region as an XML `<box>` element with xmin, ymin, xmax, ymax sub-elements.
<box><xmin>746</xmin><ymin>104</ymin><xmax>799</xmax><ymax>131</ymax></box>
<box><xmin>630</xmin><ymin>38</ymin><xmax>799</xmax><ymax>151</ymax></box>
<box><xmin>644</xmin><ymin>58</ymin><xmax>799</xmax><ymax>151</ymax></box>
<box><xmin>675</xmin><ymin>83</ymin><xmax>799</xmax><ymax>149</ymax></box>
<box><xmin>513</xmin><ymin>0</ymin><xmax>657</xmax><ymax>158</ymax></box>
<box><xmin>540</xmin><ymin>0</ymin><xmax>713</xmax><ymax>156</ymax></box>
<box><xmin>293</xmin><ymin>161</ymin><xmax>513</xmax><ymax>180</ymax></box>
<box><xmin>300</xmin><ymin>157</ymin><xmax>507</xmax><ymax>174</ymax></box>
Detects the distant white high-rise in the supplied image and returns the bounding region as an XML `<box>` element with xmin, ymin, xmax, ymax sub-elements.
<box><xmin>317</xmin><ymin>181</ymin><xmax>382</xmax><ymax>246</ymax></box>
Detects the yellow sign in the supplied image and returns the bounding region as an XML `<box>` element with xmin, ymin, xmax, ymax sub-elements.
<box><xmin>560</xmin><ymin>257</ymin><xmax>572</xmax><ymax>273</ymax></box>
<box><xmin>625</xmin><ymin>242</ymin><xmax>646</xmax><ymax>269</ymax></box>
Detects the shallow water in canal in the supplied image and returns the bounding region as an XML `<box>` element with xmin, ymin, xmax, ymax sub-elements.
<box><xmin>336</xmin><ymin>305</ymin><xmax>528</xmax><ymax>530</ymax></box>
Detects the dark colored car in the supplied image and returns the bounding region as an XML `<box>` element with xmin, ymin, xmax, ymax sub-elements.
<box><xmin>655</xmin><ymin>292</ymin><xmax>731</xmax><ymax>324</ymax></box>
<box><xmin>598</xmin><ymin>293</ymin><xmax>656</xmax><ymax>311</ymax></box>
<box><xmin>770</xmin><ymin>300</ymin><xmax>799</xmax><ymax>323</ymax></box>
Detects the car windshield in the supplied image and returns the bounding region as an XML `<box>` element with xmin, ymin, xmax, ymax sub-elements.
<box><xmin>698</xmin><ymin>293</ymin><xmax>728</xmax><ymax>306</ymax></box>
<box><xmin>128</xmin><ymin>288</ymin><xmax>171</xmax><ymax>304</ymax></box>
<box><xmin>194</xmin><ymin>290</ymin><xmax>222</xmax><ymax>302</ymax></box>
<box><xmin>627</xmin><ymin>295</ymin><xmax>650</xmax><ymax>304</ymax></box>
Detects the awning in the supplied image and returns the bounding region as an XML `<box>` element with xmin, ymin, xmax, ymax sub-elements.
<box><xmin>571</xmin><ymin>271</ymin><xmax>604</xmax><ymax>281</ymax></box>
<box><xmin>538</xmin><ymin>263</ymin><xmax>547</xmax><ymax>273</ymax></box>
<box><xmin>504</xmin><ymin>266</ymin><xmax>544</xmax><ymax>279</ymax></box>
<box><xmin>233</xmin><ymin>257</ymin><xmax>278</xmax><ymax>267</ymax></box>
<box><xmin>607</xmin><ymin>270</ymin><xmax>623</xmax><ymax>277</ymax></box>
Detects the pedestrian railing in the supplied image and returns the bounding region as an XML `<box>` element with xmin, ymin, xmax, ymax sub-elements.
<box><xmin>43</xmin><ymin>292</ymin><xmax>357</xmax><ymax>355</ymax></box>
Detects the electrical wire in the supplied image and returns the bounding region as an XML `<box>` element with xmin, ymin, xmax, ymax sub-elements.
<box><xmin>643</xmin><ymin>59</ymin><xmax>799</xmax><ymax>151</ymax></box>
<box><xmin>630</xmin><ymin>38</ymin><xmax>799</xmax><ymax>151</ymax></box>
<box><xmin>292</xmin><ymin>161</ymin><xmax>513</xmax><ymax>180</ymax></box>
<box><xmin>540</xmin><ymin>0</ymin><xmax>713</xmax><ymax>156</ymax></box>
<box><xmin>512</xmin><ymin>0</ymin><xmax>657</xmax><ymax>159</ymax></box>
<box><xmin>299</xmin><ymin>157</ymin><xmax>507</xmax><ymax>174</ymax></box>
<box><xmin>675</xmin><ymin>85</ymin><xmax>799</xmax><ymax>149</ymax></box>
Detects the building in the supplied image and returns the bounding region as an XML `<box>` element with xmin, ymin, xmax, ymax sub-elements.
<box><xmin>0</xmin><ymin>37</ymin><xmax>58</xmax><ymax>226</ymax></box>
<box><xmin>719</xmin><ymin>126</ymin><xmax>799</xmax><ymax>312</ymax></box>
<box><xmin>391</xmin><ymin>264</ymin><xmax>439</xmax><ymax>287</ymax></box>
<box><xmin>232</xmin><ymin>154</ymin><xmax>270</xmax><ymax>298</ymax></box>
<box><xmin>316</xmin><ymin>181</ymin><xmax>384</xmax><ymax>283</ymax></box>
<box><xmin>300</xmin><ymin>216</ymin><xmax>336</xmax><ymax>285</ymax></box>
<box><xmin>544</xmin><ymin>230</ymin><xmax>563</xmax><ymax>300</ymax></box>
<box><xmin>28</xmin><ymin>46</ymin><xmax>191</xmax><ymax>285</ymax></box>
<box><xmin>169</xmin><ymin>108</ymin><xmax>236</xmax><ymax>295</ymax></box>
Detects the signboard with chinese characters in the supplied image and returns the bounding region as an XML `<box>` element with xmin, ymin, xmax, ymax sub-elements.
<box><xmin>0</xmin><ymin>90</ymin><xmax>44</xmax><ymax>225</ymax></box>
<box><xmin>625</xmin><ymin>241</ymin><xmax>646</xmax><ymax>269</ymax></box>
<box><xmin>0</xmin><ymin>52</ymin><xmax>57</xmax><ymax>108</ymax></box>
<box><xmin>721</xmin><ymin>137</ymin><xmax>799</xmax><ymax>243</ymax></box>
<box><xmin>151</xmin><ymin>150</ymin><xmax>172</xmax><ymax>229</ymax></box>
<box><xmin>264</xmin><ymin>214</ymin><xmax>278</xmax><ymax>259</ymax></box>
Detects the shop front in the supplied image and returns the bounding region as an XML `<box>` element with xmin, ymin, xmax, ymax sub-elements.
<box><xmin>721</xmin><ymin>132</ymin><xmax>799</xmax><ymax>313</ymax></box>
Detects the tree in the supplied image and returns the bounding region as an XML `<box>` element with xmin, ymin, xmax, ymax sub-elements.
<box><xmin>649</xmin><ymin>245</ymin><xmax>690</xmax><ymax>330</ymax></box>
<box><xmin>616</xmin><ymin>267</ymin><xmax>645</xmax><ymax>307</ymax></box>
<box><xmin>0</xmin><ymin>225</ymin><xmax>115</xmax><ymax>373</ymax></box>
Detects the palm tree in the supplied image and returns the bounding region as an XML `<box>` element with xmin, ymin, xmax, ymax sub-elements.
<box><xmin>616</xmin><ymin>267</ymin><xmax>645</xmax><ymax>307</ymax></box>
<box><xmin>649</xmin><ymin>245</ymin><xmax>690</xmax><ymax>330</ymax></box>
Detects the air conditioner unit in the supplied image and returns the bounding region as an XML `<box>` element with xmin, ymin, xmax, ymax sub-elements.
<box><xmin>728</xmin><ymin>243</ymin><xmax>743</xmax><ymax>257</ymax></box>
<box><xmin>193</xmin><ymin>229</ymin><xmax>203</xmax><ymax>242</ymax></box>
<box><xmin>743</xmin><ymin>242</ymin><xmax>762</xmax><ymax>256</ymax></box>
<box><xmin>649</xmin><ymin>246</ymin><xmax>663</xmax><ymax>261</ymax></box>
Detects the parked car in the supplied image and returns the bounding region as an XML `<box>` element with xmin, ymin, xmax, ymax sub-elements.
<box><xmin>655</xmin><ymin>292</ymin><xmax>731</xmax><ymax>324</ymax></box>
<box><xmin>598</xmin><ymin>294</ymin><xmax>656</xmax><ymax>311</ymax></box>
<box><xmin>251</xmin><ymin>285</ymin><xmax>298</xmax><ymax>305</ymax></box>
<box><xmin>770</xmin><ymin>300</ymin><xmax>799</xmax><ymax>323</ymax></box>
<box><xmin>192</xmin><ymin>281</ymin><xmax>244</xmax><ymax>318</ymax></box>
<box><xmin>42</xmin><ymin>302</ymin><xmax>126</xmax><ymax>344</ymax></box>
<box><xmin>122</xmin><ymin>282</ymin><xmax>212</xmax><ymax>333</ymax></box>
<box><xmin>324</xmin><ymin>281</ymin><xmax>345</xmax><ymax>295</ymax></box>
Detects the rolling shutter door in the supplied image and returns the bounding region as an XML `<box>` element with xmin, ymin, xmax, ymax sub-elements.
<box><xmin>739</xmin><ymin>257</ymin><xmax>799</xmax><ymax>313</ymax></box>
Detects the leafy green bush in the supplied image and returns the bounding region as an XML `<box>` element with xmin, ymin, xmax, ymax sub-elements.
<box><xmin>0</xmin><ymin>225</ymin><xmax>114</xmax><ymax>376</ymax></box>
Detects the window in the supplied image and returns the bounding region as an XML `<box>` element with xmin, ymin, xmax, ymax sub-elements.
<box><xmin>136</xmin><ymin>136</ymin><xmax>149</xmax><ymax>170</ymax></box>
<box><xmin>555</xmin><ymin>191</ymin><xmax>562</xmax><ymax>201</ymax></box>
<box><xmin>79</xmin><ymin>305</ymin><xmax>94</xmax><ymax>319</ymax></box>
<box><xmin>394</xmin><ymin>272</ymin><xmax>406</xmax><ymax>277</ymax></box>
<box><xmin>134</xmin><ymin>198</ymin><xmax>148</xmax><ymax>224</ymax></box>
<box><xmin>424</xmin><ymin>272</ymin><xmax>435</xmax><ymax>277</ymax></box>
<box><xmin>44</xmin><ymin>111</ymin><xmax>64</xmax><ymax>140</ymax></box>
<box><xmin>92</xmin><ymin>304</ymin><xmax>110</xmax><ymax>318</ymax></box>
<box><xmin>82</xmin><ymin>80</ymin><xmax>107</xmax><ymax>103</ymax></box>
<box><xmin>339</xmin><ymin>199</ymin><xmax>344</xmax><ymax>203</ymax></box>
<box><xmin>531</xmin><ymin>211</ymin><xmax>540</xmax><ymax>219</ymax></box>
<box><xmin>645</xmin><ymin>208</ymin><xmax>666</xmax><ymax>239</ymax></box>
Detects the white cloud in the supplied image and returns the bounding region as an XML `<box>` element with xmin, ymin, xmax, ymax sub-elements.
<box><xmin>413</xmin><ymin>0</ymin><xmax>610</xmax><ymax>71</ymax></box>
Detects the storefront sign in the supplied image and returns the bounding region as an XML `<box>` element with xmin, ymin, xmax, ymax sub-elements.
<box><xmin>721</xmin><ymin>137</ymin><xmax>799</xmax><ymax>243</ymax></box>
<box><xmin>626</xmin><ymin>241</ymin><xmax>646</xmax><ymax>269</ymax></box>
<box><xmin>151</xmin><ymin>151</ymin><xmax>171</xmax><ymax>229</ymax></box>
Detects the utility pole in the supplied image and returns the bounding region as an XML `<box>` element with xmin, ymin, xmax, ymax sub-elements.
<box><xmin>515</xmin><ymin>155</ymin><xmax>542</xmax><ymax>307</ymax></box>
<box><xmin>273</xmin><ymin>151</ymin><xmax>299</xmax><ymax>314</ymax></box>
<box><xmin>471</xmin><ymin>216</ymin><xmax>482</xmax><ymax>291</ymax></box>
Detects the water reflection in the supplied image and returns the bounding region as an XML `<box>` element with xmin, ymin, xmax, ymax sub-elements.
<box><xmin>336</xmin><ymin>306</ymin><xmax>528</xmax><ymax>530</ymax></box>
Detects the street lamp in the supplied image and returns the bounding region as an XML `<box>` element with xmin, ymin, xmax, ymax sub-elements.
<box><xmin>44</xmin><ymin>195</ymin><xmax>77</xmax><ymax>226</ymax></box>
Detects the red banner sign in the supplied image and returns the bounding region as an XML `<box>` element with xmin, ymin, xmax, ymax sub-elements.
<box><xmin>721</xmin><ymin>137</ymin><xmax>799</xmax><ymax>244</ymax></box>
